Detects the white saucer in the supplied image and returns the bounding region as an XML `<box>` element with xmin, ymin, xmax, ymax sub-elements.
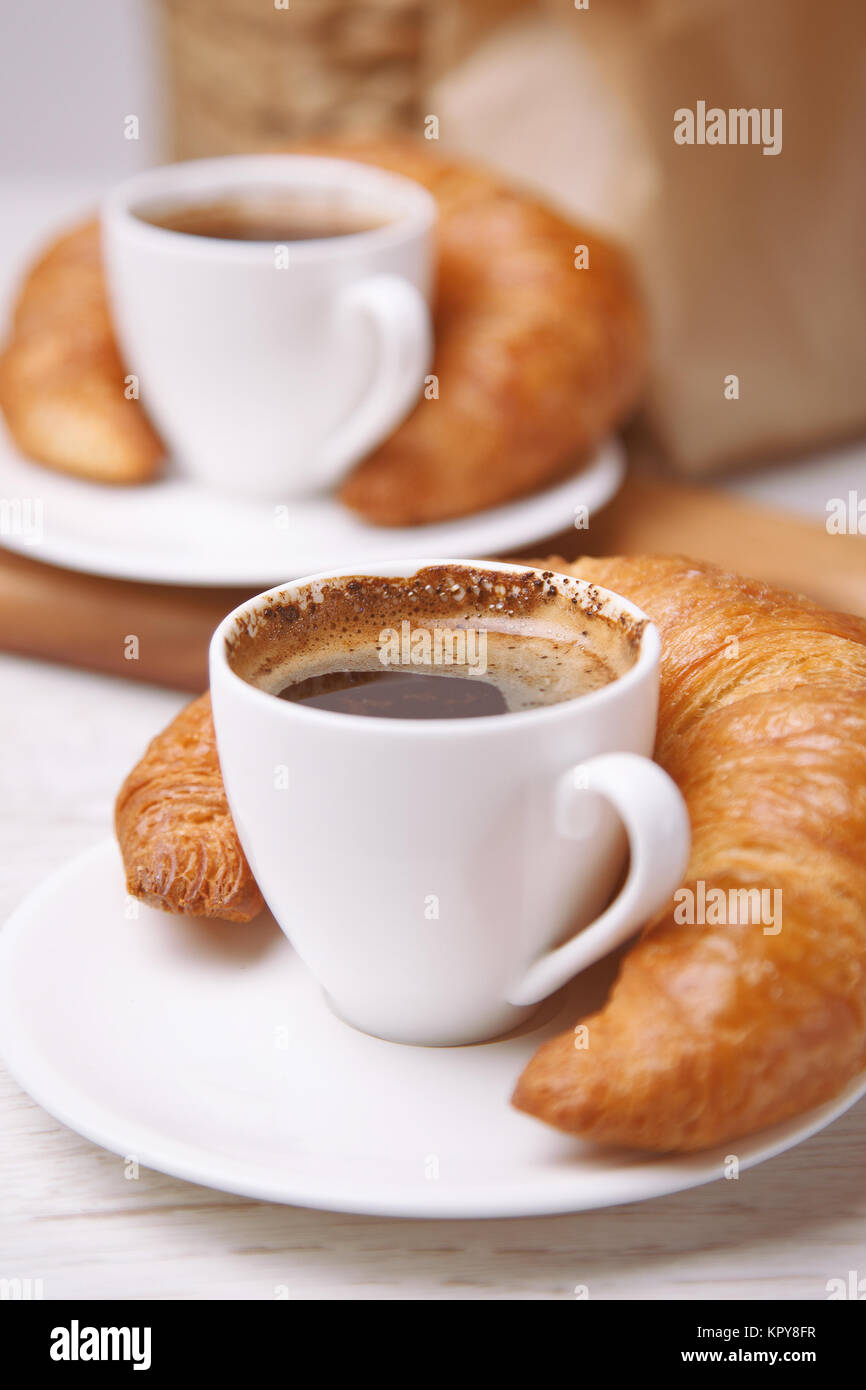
<box><xmin>0</xmin><ymin>426</ymin><xmax>623</xmax><ymax>587</ymax></box>
<box><xmin>2</xmin><ymin>840</ymin><xmax>864</xmax><ymax>1219</ymax></box>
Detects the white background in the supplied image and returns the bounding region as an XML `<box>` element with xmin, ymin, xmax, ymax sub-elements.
<box><xmin>0</xmin><ymin>0</ymin><xmax>162</xmax><ymax>177</ymax></box>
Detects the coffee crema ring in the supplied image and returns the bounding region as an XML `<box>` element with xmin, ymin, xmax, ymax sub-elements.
<box><xmin>222</xmin><ymin>564</ymin><xmax>643</xmax><ymax>699</ymax></box>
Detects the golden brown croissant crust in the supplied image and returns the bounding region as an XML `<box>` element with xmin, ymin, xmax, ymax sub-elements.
<box><xmin>0</xmin><ymin>139</ymin><xmax>645</xmax><ymax>522</ymax></box>
<box><xmin>0</xmin><ymin>220</ymin><xmax>162</xmax><ymax>484</ymax></box>
<box><xmin>513</xmin><ymin>555</ymin><xmax>866</xmax><ymax>1151</ymax></box>
<box><xmin>116</xmin><ymin>556</ymin><xmax>866</xmax><ymax>1151</ymax></box>
<box><xmin>115</xmin><ymin>692</ymin><xmax>263</xmax><ymax>922</ymax></box>
<box><xmin>294</xmin><ymin>136</ymin><xmax>647</xmax><ymax>525</ymax></box>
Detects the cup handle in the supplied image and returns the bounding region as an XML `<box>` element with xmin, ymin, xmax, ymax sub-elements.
<box><xmin>316</xmin><ymin>273</ymin><xmax>433</xmax><ymax>489</ymax></box>
<box><xmin>506</xmin><ymin>752</ymin><xmax>690</xmax><ymax>1007</ymax></box>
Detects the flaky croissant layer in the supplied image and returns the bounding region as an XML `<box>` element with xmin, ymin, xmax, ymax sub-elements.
<box><xmin>513</xmin><ymin>556</ymin><xmax>866</xmax><ymax>1151</ymax></box>
<box><xmin>115</xmin><ymin>693</ymin><xmax>263</xmax><ymax>923</ymax></box>
<box><xmin>0</xmin><ymin>220</ymin><xmax>163</xmax><ymax>483</ymax></box>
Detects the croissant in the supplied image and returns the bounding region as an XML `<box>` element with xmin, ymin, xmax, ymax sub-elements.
<box><xmin>513</xmin><ymin>554</ymin><xmax>866</xmax><ymax>1150</ymax></box>
<box><xmin>0</xmin><ymin>139</ymin><xmax>645</xmax><ymax>522</ymax></box>
<box><xmin>115</xmin><ymin>692</ymin><xmax>263</xmax><ymax>922</ymax></box>
<box><xmin>117</xmin><ymin>555</ymin><xmax>866</xmax><ymax>1152</ymax></box>
<box><xmin>294</xmin><ymin>136</ymin><xmax>647</xmax><ymax>524</ymax></box>
<box><xmin>0</xmin><ymin>220</ymin><xmax>162</xmax><ymax>484</ymax></box>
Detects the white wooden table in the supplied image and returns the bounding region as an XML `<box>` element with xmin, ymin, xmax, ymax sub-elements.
<box><xmin>2</xmin><ymin>186</ymin><xmax>865</xmax><ymax>1302</ymax></box>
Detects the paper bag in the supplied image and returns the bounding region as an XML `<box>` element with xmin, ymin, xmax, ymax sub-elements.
<box><xmin>437</xmin><ymin>0</ymin><xmax>866</xmax><ymax>476</ymax></box>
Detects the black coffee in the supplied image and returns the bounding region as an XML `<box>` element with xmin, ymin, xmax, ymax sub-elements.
<box><xmin>272</xmin><ymin>620</ymin><xmax>626</xmax><ymax>719</ymax></box>
<box><xmin>226</xmin><ymin>565</ymin><xmax>646</xmax><ymax>722</ymax></box>
<box><xmin>279</xmin><ymin>669</ymin><xmax>508</xmax><ymax>719</ymax></box>
<box><xmin>138</xmin><ymin>194</ymin><xmax>385</xmax><ymax>243</ymax></box>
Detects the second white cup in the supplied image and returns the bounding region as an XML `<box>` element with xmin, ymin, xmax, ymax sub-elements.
<box><xmin>102</xmin><ymin>155</ymin><xmax>436</xmax><ymax>499</ymax></box>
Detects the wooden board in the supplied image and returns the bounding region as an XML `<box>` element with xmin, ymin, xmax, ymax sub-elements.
<box><xmin>1</xmin><ymin>476</ymin><xmax>864</xmax><ymax>692</ymax></box>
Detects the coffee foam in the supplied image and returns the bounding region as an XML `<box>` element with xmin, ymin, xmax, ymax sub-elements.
<box><xmin>137</xmin><ymin>191</ymin><xmax>386</xmax><ymax>242</ymax></box>
<box><xmin>225</xmin><ymin>564</ymin><xmax>645</xmax><ymax>707</ymax></box>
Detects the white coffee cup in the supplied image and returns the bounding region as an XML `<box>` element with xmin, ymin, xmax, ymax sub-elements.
<box><xmin>102</xmin><ymin>156</ymin><xmax>436</xmax><ymax>498</ymax></box>
<box><xmin>209</xmin><ymin>559</ymin><xmax>690</xmax><ymax>1046</ymax></box>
